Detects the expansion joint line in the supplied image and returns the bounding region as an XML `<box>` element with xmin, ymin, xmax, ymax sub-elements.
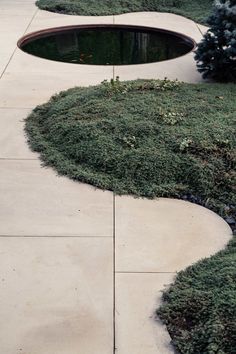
<box><xmin>113</xmin><ymin>193</ymin><xmax>116</xmax><ymax>353</ymax></box>
<box><xmin>196</xmin><ymin>23</ymin><xmax>206</xmax><ymax>37</ymax></box>
<box><xmin>0</xmin><ymin>8</ymin><xmax>39</xmax><ymax>80</ymax></box>
<box><xmin>23</xmin><ymin>8</ymin><xmax>39</xmax><ymax>36</ymax></box>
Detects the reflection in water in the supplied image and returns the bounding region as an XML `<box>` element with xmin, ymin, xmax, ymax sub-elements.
<box><xmin>21</xmin><ymin>27</ymin><xmax>194</xmax><ymax>65</ymax></box>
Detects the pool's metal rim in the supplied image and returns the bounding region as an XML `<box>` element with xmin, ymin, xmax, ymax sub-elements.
<box><xmin>17</xmin><ymin>24</ymin><xmax>197</xmax><ymax>66</ymax></box>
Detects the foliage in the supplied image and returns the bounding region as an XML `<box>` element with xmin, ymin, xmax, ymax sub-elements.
<box><xmin>195</xmin><ymin>0</ymin><xmax>236</xmax><ymax>82</ymax></box>
<box><xmin>101</xmin><ymin>76</ymin><xmax>180</xmax><ymax>95</ymax></box>
<box><xmin>36</xmin><ymin>0</ymin><xmax>214</xmax><ymax>24</ymax></box>
<box><xmin>25</xmin><ymin>80</ymin><xmax>236</xmax><ymax>221</ymax></box>
<box><xmin>157</xmin><ymin>237</ymin><xmax>236</xmax><ymax>354</ymax></box>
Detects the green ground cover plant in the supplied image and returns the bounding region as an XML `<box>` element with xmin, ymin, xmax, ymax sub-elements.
<box><xmin>25</xmin><ymin>79</ymin><xmax>236</xmax><ymax>220</ymax></box>
<box><xmin>36</xmin><ymin>0</ymin><xmax>213</xmax><ymax>24</ymax></box>
<box><xmin>158</xmin><ymin>237</ymin><xmax>236</xmax><ymax>354</ymax></box>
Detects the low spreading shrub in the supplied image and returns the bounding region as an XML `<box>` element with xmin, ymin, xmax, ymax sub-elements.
<box><xmin>25</xmin><ymin>79</ymin><xmax>236</xmax><ymax>221</ymax></box>
<box><xmin>36</xmin><ymin>0</ymin><xmax>213</xmax><ymax>24</ymax></box>
<box><xmin>158</xmin><ymin>237</ymin><xmax>236</xmax><ymax>354</ymax></box>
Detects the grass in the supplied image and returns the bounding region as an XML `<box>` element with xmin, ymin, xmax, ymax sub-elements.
<box><xmin>36</xmin><ymin>0</ymin><xmax>214</xmax><ymax>24</ymax></box>
<box><xmin>157</xmin><ymin>237</ymin><xmax>236</xmax><ymax>354</ymax></box>
<box><xmin>25</xmin><ymin>78</ymin><xmax>236</xmax><ymax>353</ymax></box>
<box><xmin>25</xmin><ymin>79</ymin><xmax>235</xmax><ymax>220</ymax></box>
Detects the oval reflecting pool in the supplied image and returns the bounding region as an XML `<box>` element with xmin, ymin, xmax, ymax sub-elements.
<box><xmin>19</xmin><ymin>25</ymin><xmax>195</xmax><ymax>65</ymax></box>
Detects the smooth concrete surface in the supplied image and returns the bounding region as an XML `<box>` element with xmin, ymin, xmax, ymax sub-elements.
<box><xmin>115</xmin><ymin>197</ymin><xmax>232</xmax><ymax>272</ymax></box>
<box><xmin>114</xmin><ymin>11</ymin><xmax>203</xmax><ymax>38</ymax></box>
<box><xmin>116</xmin><ymin>273</ymin><xmax>176</xmax><ymax>354</ymax></box>
<box><xmin>0</xmin><ymin>1</ymin><xmax>232</xmax><ymax>354</ymax></box>
<box><xmin>0</xmin><ymin>108</ymin><xmax>35</xmax><ymax>158</ymax></box>
<box><xmin>25</xmin><ymin>10</ymin><xmax>115</xmax><ymax>32</ymax></box>
<box><xmin>0</xmin><ymin>159</ymin><xmax>113</xmax><ymax>237</ymax></box>
<box><xmin>0</xmin><ymin>69</ymin><xmax>113</xmax><ymax>108</ymax></box>
<box><xmin>0</xmin><ymin>237</ymin><xmax>113</xmax><ymax>354</ymax></box>
<box><xmin>113</xmin><ymin>54</ymin><xmax>202</xmax><ymax>83</ymax></box>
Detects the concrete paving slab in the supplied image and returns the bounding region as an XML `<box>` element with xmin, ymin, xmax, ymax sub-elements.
<box><xmin>0</xmin><ymin>69</ymin><xmax>113</xmax><ymax>108</ymax></box>
<box><xmin>114</xmin><ymin>53</ymin><xmax>202</xmax><ymax>83</ymax></box>
<box><xmin>0</xmin><ymin>15</ymin><xmax>33</xmax><ymax>28</ymax></box>
<box><xmin>25</xmin><ymin>10</ymin><xmax>114</xmax><ymax>33</ymax></box>
<box><xmin>116</xmin><ymin>273</ymin><xmax>175</xmax><ymax>354</ymax></box>
<box><xmin>0</xmin><ymin>32</ymin><xmax>29</xmax><ymax>76</ymax></box>
<box><xmin>0</xmin><ymin>1</ymin><xmax>36</xmax><ymax>15</ymax></box>
<box><xmin>114</xmin><ymin>12</ymin><xmax>202</xmax><ymax>40</ymax></box>
<box><xmin>0</xmin><ymin>24</ymin><xmax>32</xmax><ymax>40</ymax></box>
<box><xmin>115</xmin><ymin>196</ymin><xmax>232</xmax><ymax>272</ymax></box>
<box><xmin>0</xmin><ymin>108</ymin><xmax>35</xmax><ymax>159</ymax></box>
<box><xmin>0</xmin><ymin>160</ymin><xmax>113</xmax><ymax>237</ymax></box>
<box><xmin>0</xmin><ymin>31</ymin><xmax>23</xmax><ymax>43</ymax></box>
<box><xmin>0</xmin><ymin>53</ymin><xmax>13</xmax><ymax>77</ymax></box>
<box><xmin>0</xmin><ymin>237</ymin><xmax>113</xmax><ymax>354</ymax></box>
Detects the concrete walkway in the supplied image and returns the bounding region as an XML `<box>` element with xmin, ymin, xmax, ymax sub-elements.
<box><xmin>0</xmin><ymin>2</ymin><xmax>232</xmax><ymax>353</ymax></box>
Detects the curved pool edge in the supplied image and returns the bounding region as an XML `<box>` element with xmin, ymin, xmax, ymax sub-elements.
<box><xmin>17</xmin><ymin>23</ymin><xmax>197</xmax><ymax>67</ymax></box>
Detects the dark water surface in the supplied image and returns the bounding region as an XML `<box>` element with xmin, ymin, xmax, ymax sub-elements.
<box><xmin>20</xmin><ymin>26</ymin><xmax>194</xmax><ymax>65</ymax></box>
